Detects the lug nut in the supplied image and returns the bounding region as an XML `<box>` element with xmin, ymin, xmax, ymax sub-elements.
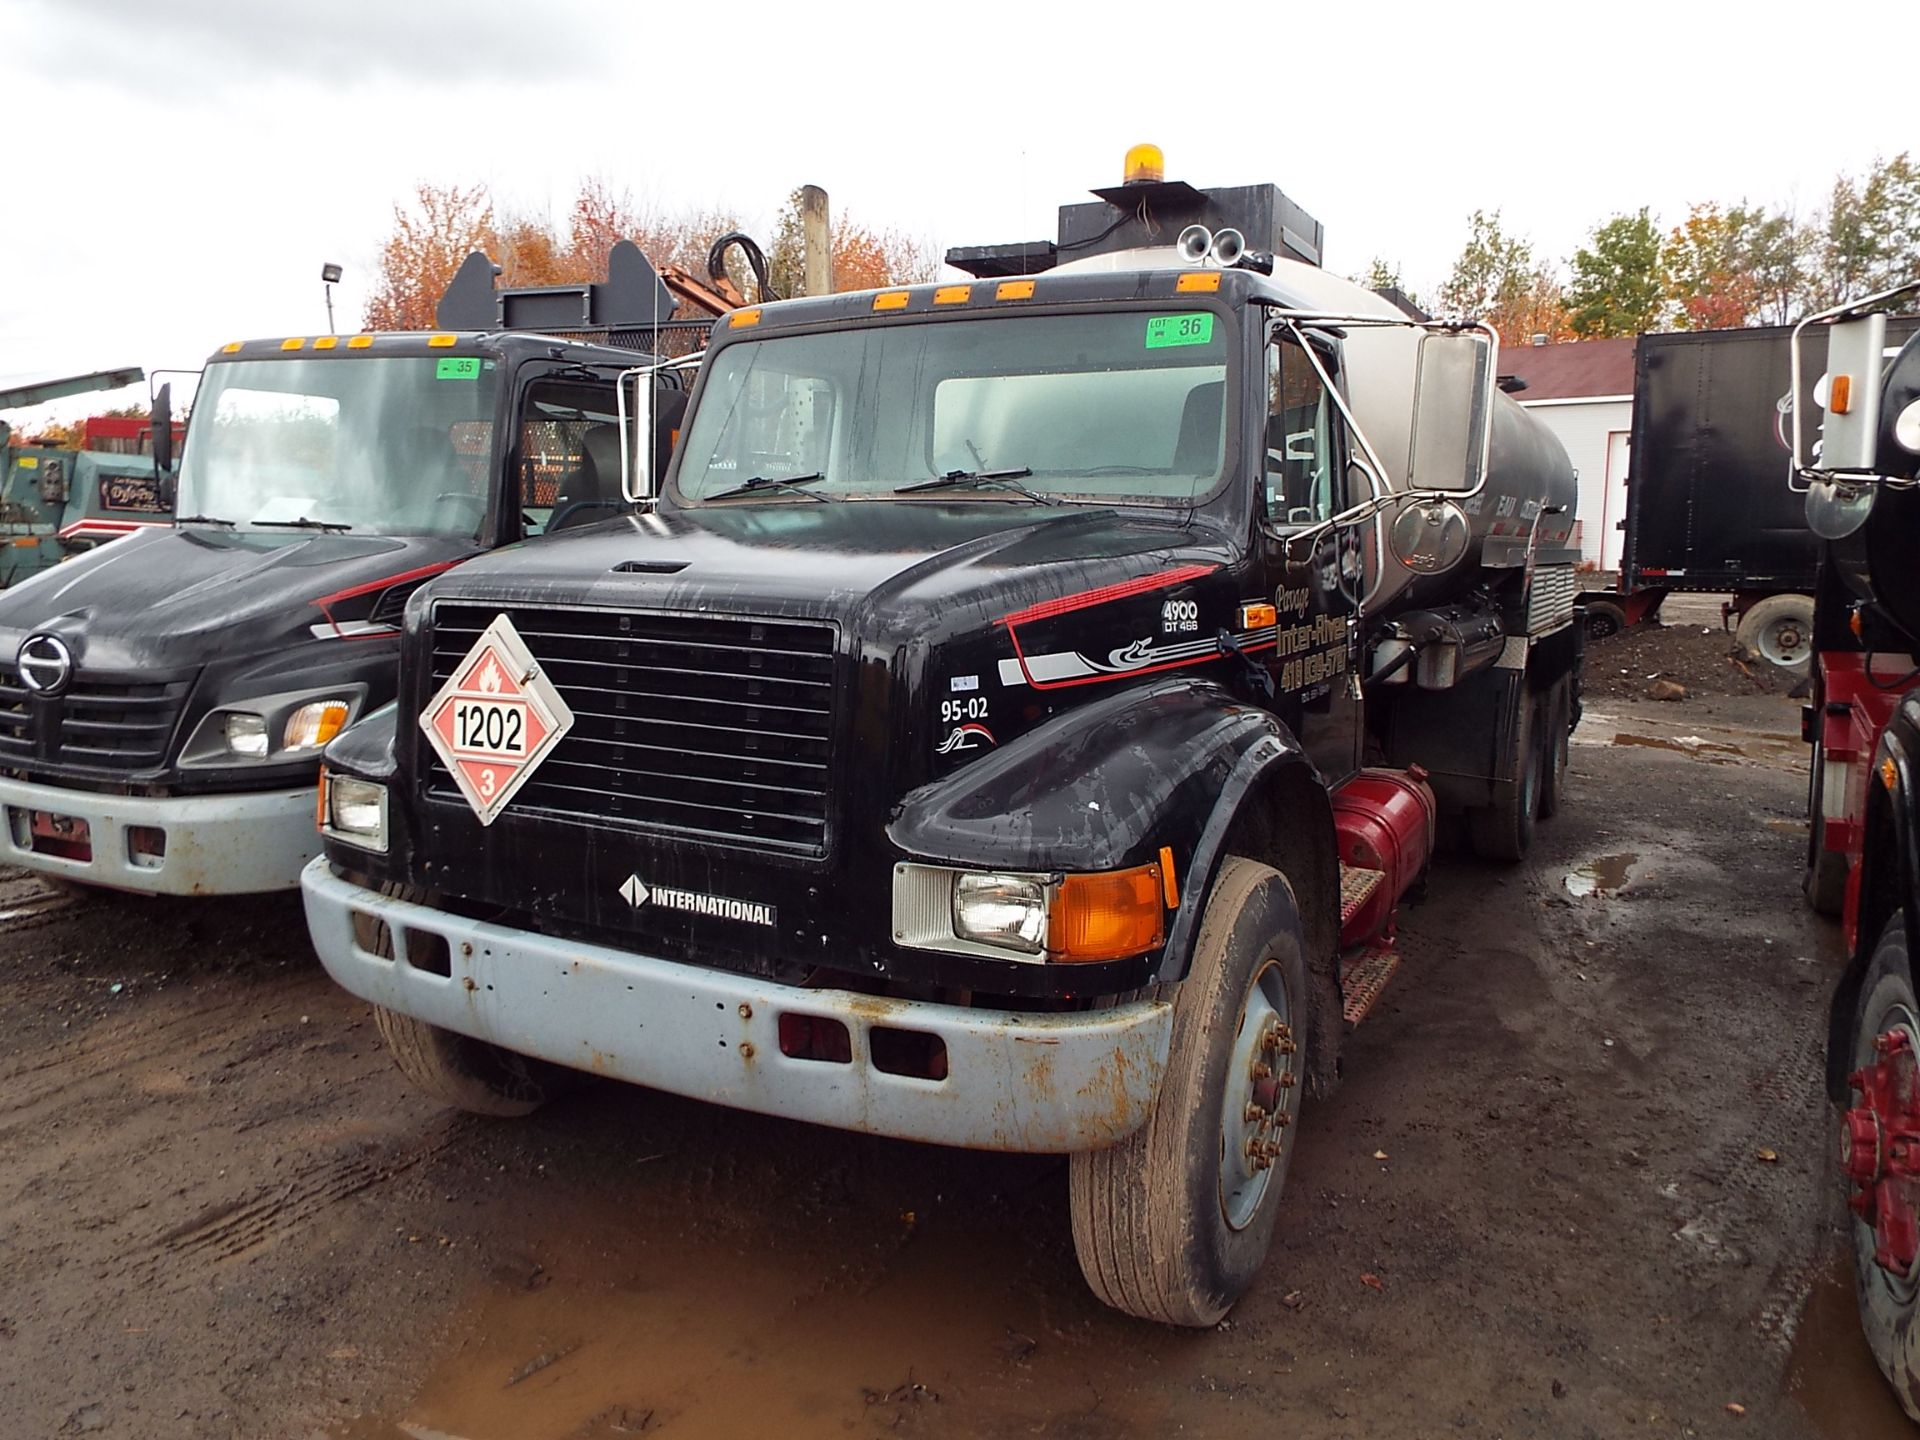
<box><xmin>1250</xmin><ymin>1060</ymin><xmax>1273</xmax><ymax>1080</ymax></box>
<box><xmin>1245</xmin><ymin>1103</ymin><xmax>1269</xmax><ymax>1123</ymax></box>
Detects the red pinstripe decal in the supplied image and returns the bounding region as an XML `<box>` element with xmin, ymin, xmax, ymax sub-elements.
<box><xmin>996</xmin><ymin>563</ymin><xmax>1218</xmax><ymax>628</ymax></box>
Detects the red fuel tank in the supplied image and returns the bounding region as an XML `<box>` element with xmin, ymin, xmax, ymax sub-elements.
<box><xmin>1331</xmin><ymin>767</ymin><xmax>1437</xmax><ymax>946</ymax></box>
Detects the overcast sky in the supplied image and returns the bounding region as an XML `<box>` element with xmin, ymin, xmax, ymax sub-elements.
<box><xmin>4</xmin><ymin>0</ymin><xmax>1912</xmax><ymax>432</ymax></box>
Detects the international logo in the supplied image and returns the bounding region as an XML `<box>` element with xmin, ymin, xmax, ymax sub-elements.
<box><xmin>618</xmin><ymin>872</ymin><xmax>776</xmax><ymax>927</ymax></box>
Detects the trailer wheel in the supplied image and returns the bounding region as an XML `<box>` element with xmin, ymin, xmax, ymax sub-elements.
<box><xmin>1068</xmin><ymin>856</ymin><xmax>1307</xmax><ymax>1327</ymax></box>
<box><xmin>1537</xmin><ymin>681</ymin><xmax>1571</xmax><ymax>821</ymax></box>
<box><xmin>1805</xmin><ymin>739</ymin><xmax>1848</xmax><ymax>916</ymax></box>
<box><xmin>368</xmin><ymin>884</ymin><xmax>571</xmax><ymax>1118</ymax></box>
<box><xmin>1467</xmin><ymin>687</ymin><xmax>1541</xmax><ymax>861</ymax></box>
<box><xmin>1734</xmin><ymin>593</ymin><xmax>1815</xmax><ymax>672</ymax></box>
<box><xmin>1844</xmin><ymin>918</ymin><xmax>1920</xmax><ymax>1422</ymax></box>
<box><xmin>1585</xmin><ymin>601</ymin><xmax>1627</xmax><ymax>641</ymax></box>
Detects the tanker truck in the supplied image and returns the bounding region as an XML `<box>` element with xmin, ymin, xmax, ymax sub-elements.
<box><xmin>300</xmin><ymin>147</ymin><xmax>1584</xmax><ymax>1325</ymax></box>
<box><xmin>1793</xmin><ymin>278</ymin><xmax>1920</xmax><ymax>1416</ymax></box>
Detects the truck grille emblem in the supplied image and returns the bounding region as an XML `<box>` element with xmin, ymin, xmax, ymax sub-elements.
<box><xmin>17</xmin><ymin>635</ymin><xmax>74</xmax><ymax>696</ymax></box>
<box><xmin>619</xmin><ymin>874</ymin><xmax>651</xmax><ymax>907</ymax></box>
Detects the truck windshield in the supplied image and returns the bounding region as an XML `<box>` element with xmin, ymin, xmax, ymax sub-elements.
<box><xmin>176</xmin><ymin>357</ymin><xmax>499</xmax><ymax>537</ymax></box>
<box><xmin>674</xmin><ymin>308</ymin><xmax>1233</xmax><ymax>506</ymax></box>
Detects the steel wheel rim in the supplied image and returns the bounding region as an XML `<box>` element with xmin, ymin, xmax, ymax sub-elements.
<box><xmin>1219</xmin><ymin>956</ymin><xmax>1298</xmax><ymax>1231</ymax></box>
<box><xmin>1854</xmin><ymin>1001</ymin><xmax>1920</xmax><ymax>1304</ymax></box>
<box><xmin>1758</xmin><ymin>616</ymin><xmax>1810</xmax><ymax>668</ymax></box>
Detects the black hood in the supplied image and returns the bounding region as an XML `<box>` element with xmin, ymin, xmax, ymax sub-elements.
<box><xmin>414</xmin><ymin>500</ymin><xmax>1236</xmax><ymax>650</ymax></box>
<box><xmin>0</xmin><ymin>526</ymin><xmax>472</xmax><ymax>675</ymax></box>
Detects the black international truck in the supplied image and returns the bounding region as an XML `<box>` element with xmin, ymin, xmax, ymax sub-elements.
<box><xmin>1583</xmin><ymin>322</ymin><xmax>1916</xmax><ymax>671</ymax></box>
<box><xmin>302</xmin><ymin>149</ymin><xmax>1584</xmax><ymax>1325</ymax></box>
<box><xmin>0</xmin><ymin>244</ymin><xmax>708</xmax><ymax>896</ymax></box>
<box><xmin>1785</xmin><ymin>280</ymin><xmax>1920</xmax><ymax>1416</ymax></box>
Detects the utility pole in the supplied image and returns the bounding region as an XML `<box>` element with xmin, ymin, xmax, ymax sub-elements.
<box><xmin>800</xmin><ymin>186</ymin><xmax>831</xmax><ymax>297</ymax></box>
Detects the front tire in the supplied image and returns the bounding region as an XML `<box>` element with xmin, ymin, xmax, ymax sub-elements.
<box><xmin>1069</xmin><ymin>856</ymin><xmax>1308</xmax><ymax>1327</ymax></box>
<box><xmin>368</xmin><ymin>882</ymin><xmax>572</xmax><ymax>1118</ymax></box>
<box><xmin>1846</xmin><ymin>918</ymin><xmax>1920</xmax><ymax>1421</ymax></box>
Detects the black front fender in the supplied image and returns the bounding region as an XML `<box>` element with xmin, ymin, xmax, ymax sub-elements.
<box><xmin>888</xmin><ymin>675</ymin><xmax>1330</xmax><ymax>987</ymax></box>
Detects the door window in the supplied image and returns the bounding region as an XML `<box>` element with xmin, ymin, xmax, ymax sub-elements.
<box><xmin>517</xmin><ymin>375</ymin><xmax>623</xmax><ymax>535</ymax></box>
<box><xmin>1266</xmin><ymin>338</ymin><xmax>1338</xmax><ymax>525</ymax></box>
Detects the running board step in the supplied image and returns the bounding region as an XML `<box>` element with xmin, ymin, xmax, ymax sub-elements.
<box><xmin>1339</xmin><ymin>945</ymin><xmax>1401</xmax><ymax>1026</ymax></box>
<box><xmin>1339</xmin><ymin>863</ymin><xmax>1386</xmax><ymax>930</ymax></box>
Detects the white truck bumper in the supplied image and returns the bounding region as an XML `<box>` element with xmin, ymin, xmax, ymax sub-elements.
<box><xmin>301</xmin><ymin>857</ymin><xmax>1174</xmax><ymax>1154</ymax></box>
<box><xmin>0</xmin><ymin>774</ymin><xmax>317</xmax><ymax>896</ymax></box>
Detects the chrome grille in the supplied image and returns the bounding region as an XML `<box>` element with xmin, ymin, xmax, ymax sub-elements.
<box><xmin>426</xmin><ymin>604</ymin><xmax>838</xmax><ymax>854</ymax></box>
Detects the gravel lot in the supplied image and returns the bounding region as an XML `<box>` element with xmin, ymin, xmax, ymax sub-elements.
<box><xmin>0</xmin><ymin>685</ymin><xmax>1905</xmax><ymax>1439</ymax></box>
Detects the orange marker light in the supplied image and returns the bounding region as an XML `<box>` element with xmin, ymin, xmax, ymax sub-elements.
<box><xmin>873</xmin><ymin>291</ymin><xmax>910</xmax><ymax>311</ymax></box>
<box><xmin>1852</xmin><ymin>608</ymin><xmax>1865</xmax><ymax>638</ymax></box>
<box><xmin>347</xmin><ymin>335</ymin><xmax>374</xmax><ymax>348</ymax></box>
<box><xmin>1240</xmin><ymin>601</ymin><xmax>1278</xmax><ymax>629</ymax></box>
<box><xmin>281</xmin><ymin>337</ymin><xmax>305</xmax><ymax>350</ymax></box>
<box><xmin>316</xmin><ymin>768</ymin><xmax>329</xmax><ymax>833</ymax></box>
<box><xmin>222</xmin><ymin>341</ymin><xmax>243</xmax><ymax>353</ymax></box>
<box><xmin>996</xmin><ymin>279</ymin><xmax>1036</xmax><ymax>301</ymax></box>
<box><xmin>934</xmin><ymin>285</ymin><xmax>972</xmax><ymax>305</ymax></box>
<box><xmin>1883</xmin><ymin>757</ymin><xmax>1899</xmax><ymax>792</ymax></box>
<box><xmin>314</xmin><ymin>336</ymin><xmax>338</xmax><ymax>350</ymax></box>
<box><xmin>1177</xmin><ymin>272</ymin><xmax>1222</xmax><ymax>293</ymax></box>
<box><xmin>728</xmin><ymin>308</ymin><xmax>762</xmax><ymax>328</ymax></box>
<box><xmin>1831</xmin><ymin>374</ymin><xmax>1853</xmax><ymax>415</ymax></box>
<box><xmin>1158</xmin><ymin>846</ymin><xmax>1180</xmax><ymax>909</ymax></box>
<box><xmin>1049</xmin><ymin>864</ymin><xmax>1166</xmax><ymax>963</ymax></box>
<box><xmin>427</xmin><ymin>334</ymin><xmax>457</xmax><ymax>348</ymax></box>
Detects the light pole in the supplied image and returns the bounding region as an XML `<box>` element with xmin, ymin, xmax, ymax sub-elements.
<box><xmin>321</xmin><ymin>262</ymin><xmax>343</xmax><ymax>333</ymax></box>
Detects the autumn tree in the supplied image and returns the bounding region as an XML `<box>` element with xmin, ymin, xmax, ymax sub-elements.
<box><xmin>765</xmin><ymin>188</ymin><xmax>940</xmax><ymax>297</ymax></box>
<box><xmin>363</xmin><ymin>182</ymin><xmax>497</xmax><ymax>331</ymax></box>
<box><xmin>1435</xmin><ymin>212</ymin><xmax>1570</xmax><ymax>343</ymax></box>
<box><xmin>1663</xmin><ymin>203</ymin><xmax>1764</xmax><ymax>330</ymax></box>
<box><xmin>364</xmin><ymin>179</ymin><xmax>755</xmax><ymax>331</ymax></box>
<box><xmin>1566</xmin><ymin>209</ymin><xmax>1666</xmax><ymax>338</ymax></box>
<box><xmin>1814</xmin><ymin>153</ymin><xmax>1920</xmax><ymax>308</ymax></box>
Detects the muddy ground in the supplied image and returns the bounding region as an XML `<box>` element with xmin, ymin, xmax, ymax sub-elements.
<box><xmin>1589</xmin><ymin>593</ymin><xmax>1799</xmax><ymax>703</ymax></box>
<box><xmin>0</xmin><ymin>688</ymin><xmax>1910</xmax><ymax>1439</ymax></box>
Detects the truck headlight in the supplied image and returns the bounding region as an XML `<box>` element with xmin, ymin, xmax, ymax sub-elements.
<box><xmin>897</xmin><ymin>861</ymin><xmax>1169</xmax><ymax>964</ymax></box>
<box><xmin>284</xmin><ymin>700</ymin><xmax>352</xmax><ymax>753</ymax></box>
<box><xmin>953</xmin><ymin>872</ymin><xmax>1049</xmax><ymax>953</ymax></box>
<box><xmin>324</xmin><ymin>774</ymin><xmax>388</xmax><ymax>852</ymax></box>
<box><xmin>224</xmin><ymin>713</ymin><xmax>269</xmax><ymax>758</ymax></box>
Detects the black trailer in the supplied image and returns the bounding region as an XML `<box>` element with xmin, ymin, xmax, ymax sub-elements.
<box><xmin>1582</xmin><ymin>320</ymin><xmax>1918</xmax><ymax>668</ymax></box>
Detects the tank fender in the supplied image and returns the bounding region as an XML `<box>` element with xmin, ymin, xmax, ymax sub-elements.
<box><xmin>1829</xmin><ymin>710</ymin><xmax>1920</xmax><ymax>1100</ymax></box>
<box><xmin>888</xmin><ymin>675</ymin><xmax>1341</xmax><ymax>1091</ymax></box>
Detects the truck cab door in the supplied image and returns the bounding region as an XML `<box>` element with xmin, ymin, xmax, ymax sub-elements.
<box><xmin>1256</xmin><ymin>333</ymin><xmax>1362</xmax><ymax>785</ymax></box>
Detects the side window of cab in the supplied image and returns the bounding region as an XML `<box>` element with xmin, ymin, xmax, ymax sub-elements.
<box><xmin>1265</xmin><ymin>336</ymin><xmax>1340</xmax><ymax>525</ymax></box>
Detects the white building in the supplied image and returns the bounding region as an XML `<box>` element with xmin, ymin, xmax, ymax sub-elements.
<box><xmin>1496</xmin><ymin>336</ymin><xmax>1636</xmax><ymax>571</ymax></box>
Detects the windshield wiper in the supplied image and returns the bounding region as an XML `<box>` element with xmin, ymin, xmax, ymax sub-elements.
<box><xmin>702</xmin><ymin>472</ymin><xmax>835</xmax><ymax>503</ymax></box>
<box><xmin>174</xmin><ymin>514</ymin><xmax>235</xmax><ymax>528</ymax></box>
<box><xmin>252</xmin><ymin>517</ymin><xmax>354</xmax><ymax>532</ymax></box>
<box><xmin>894</xmin><ymin>467</ymin><xmax>1057</xmax><ymax>505</ymax></box>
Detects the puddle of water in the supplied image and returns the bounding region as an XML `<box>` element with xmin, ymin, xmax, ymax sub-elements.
<box><xmin>1565</xmin><ymin>852</ymin><xmax>1639</xmax><ymax>899</ymax></box>
<box><xmin>334</xmin><ymin>1212</ymin><xmax>1174</xmax><ymax>1440</ymax></box>
<box><xmin>1610</xmin><ymin>733</ymin><xmax>1745</xmax><ymax>762</ymax></box>
<box><xmin>1787</xmin><ymin>1261</ymin><xmax>1914</xmax><ymax>1438</ymax></box>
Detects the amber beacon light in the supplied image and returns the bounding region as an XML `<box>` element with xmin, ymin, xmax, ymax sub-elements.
<box><xmin>1123</xmin><ymin>143</ymin><xmax>1165</xmax><ymax>185</ymax></box>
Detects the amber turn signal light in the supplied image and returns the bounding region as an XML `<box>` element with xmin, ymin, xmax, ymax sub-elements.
<box><xmin>1049</xmin><ymin>863</ymin><xmax>1166</xmax><ymax>963</ymax></box>
<box><xmin>1831</xmin><ymin>374</ymin><xmax>1853</xmax><ymax>415</ymax></box>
